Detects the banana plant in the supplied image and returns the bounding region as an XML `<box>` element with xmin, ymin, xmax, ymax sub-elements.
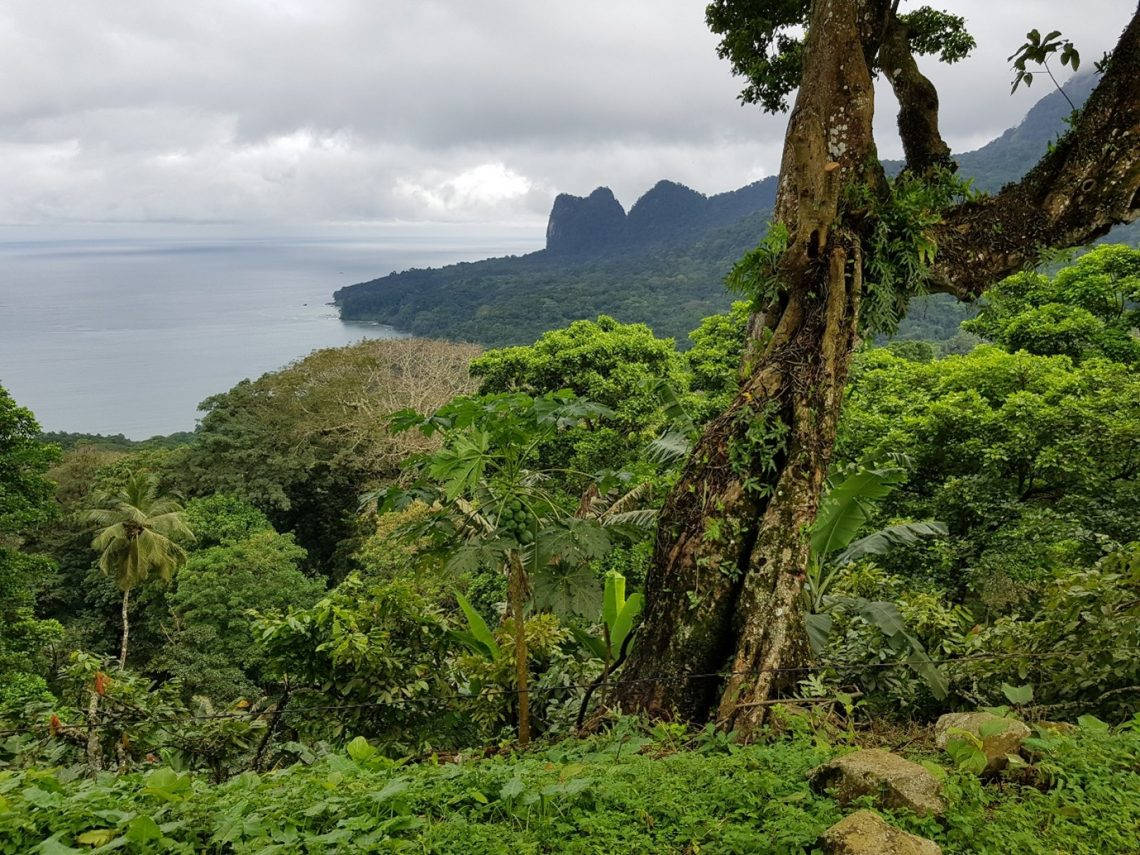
<box><xmin>803</xmin><ymin>460</ymin><xmax>949</xmax><ymax>698</ymax></box>
<box><xmin>571</xmin><ymin>571</ymin><xmax>644</xmax><ymax>669</ymax></box>
<box><xmin>572</xmin><ymin>571</ymin><xmax>644</xmax><ymax>729</ymax></box>
<box><xmin>449</xmin><ymin>591</ymin><xmax>501</xmax><ymax>662</ymax></box>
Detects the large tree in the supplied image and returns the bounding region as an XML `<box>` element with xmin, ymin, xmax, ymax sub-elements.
<box><xmin>614</xmin><ymin>0</ymin><xmax>1140</xmax><ymax>733</ymax></box>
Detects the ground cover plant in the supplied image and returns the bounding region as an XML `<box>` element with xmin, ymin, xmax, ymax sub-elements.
<box><xmin>2</xmin><ymin>714</ymin><xmax>1138</xmax><ymax>853</ymax></box>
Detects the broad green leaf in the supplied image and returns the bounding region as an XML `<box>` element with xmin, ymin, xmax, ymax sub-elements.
<box><xmin>603</xmin><ymin>571</ymin><xmax>625</xmax><ymax>629</ymax></box>
<box><xmin>75</xmin><ymin>830</ymin><xmax>116</xmax><ymax>847</ymax></box>
<box><xmin>810</xmin><ymin>465</ymin><xmax>906</xmax><ymax>560</ymax></box>
<box><xmin>372</xmin><ymin>778</ymin><xmax>409</xmax><ymax>803</ymax></box>
<box><xmin>905</xmin><ymin>648</ymin><xmax>949</xmax><ymax>700</ymax></box>
<box><xmin>35</xmin><ymin>836</ymin><xmax>81</xmax><ymax>855</ymax></box>
<box><xmin>855</xmin><ymin>600</ymin><xmax>907</xmax><ymax>638</ymax></box>
<box><xmin>1001</xmin><ymin>682</ymin><xmax>1034</xmax><ymax>705</ymax></box>
<box><xmin>126</xmin><ymin>815</ymin><xmax>162</xmax><ymax>844</ymax></box>
<box><xmin>1077</xmin><ymin>714</ymin><xmax>1110</xmax><ymax>733</ymax></box>
<box><xmin>455</xmin><ymin>592</ymin><xmax>499</xmax><ymax>660</ymax></box>
<box><xmin>532</xmin><ymin>563</ymin><xmax>603</xmax><ymax>617</ymax></box>
<box><xmin>834</xmin><ymin>521</ymin><xmax>947</xmax><ymax>565</ymax></box>
<box><xmin>945</xmin><ymin>733</ymin><xmax>988</xmax><ymax>775</ymax></box>
<box><xmin>570</xmin><ymin>626</ymin><xmax>609</xmax><ymax>661</ymax></box>
<box><xmin>500</xmin><ymin>776</ymin><xmax>526</xmax><ymax>799</ymax></box>
<box><xmin>804</xmin><ymin>612</ymin><xmax>834</xmax><ymax>655</ymax></box>
<box><xmin>346</xmin><ymin>736</ymin><xmax>377</xmax><ymax>763</ymax></box>
<box><xmin>611</xmin><ymin>592</ymin><xmax>644</xmax><ymax>651</ymax></box>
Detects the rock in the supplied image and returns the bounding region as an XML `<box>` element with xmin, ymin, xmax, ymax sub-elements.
<box><xmin>935</xmin><ymin>711</ymin><xmax>1031</xmax><ymax>773</ymax></box>
<box><xmin>810</xmin><ymin>749</ymin><xmax>944</xmax><ymax>816</ymax></box>
<box><xmin>1036</xmin><ymin>720</ymin><xmax>1077</xmax><ymax>735</ymax></box>
<box><xmin>544</xmin><ymin>187</ymin><xmax>627</xmax><ymax>255</ymax></box>
<box><xmin>821</xmin><ymin>810</ymin><xmax>942</xmax><ymax>855</ymax></box>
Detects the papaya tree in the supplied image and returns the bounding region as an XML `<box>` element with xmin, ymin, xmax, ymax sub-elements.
<box><xmin>381</xmin><ymin>391</ymin><xmax>639</xmax><ymax>746</ymax></box>
<box><xmin>614</xmin><ymin>1</ymin><xmax>1140</xmax><ymax>734</ymax></box>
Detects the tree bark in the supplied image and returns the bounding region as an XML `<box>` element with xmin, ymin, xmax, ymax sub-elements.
<box><xmin>119</xmin><ymin>587</ymin><xmax>130</xmax><ymax>670</ymax></box>
<box><xmin>615</xmin><ymin>1</ymin><xmax>1140</xmax><ymax>735</ymax></box>
<box><xmin>85</xmin><ymin>688</ymin><xmax>103</xmax><ymax>772</ymax></box>
<box><xmin>878</xmin><ymin>14</ymin><xmax>952</xmax><ymax>174</ymax></box>
<box><xmin>930</xmin><ymin>9</ymin><xmax>1140</xmax><ymax>297</ymax></box>
<box><xmin>508</xmin><ymin>552</ymin><xmax>530</xmax><ymax>747</ymax></box>
<box><xmin>614</xmin><ymin>0</ymin><xmax>878</xmax><ymax>735</ymax></box>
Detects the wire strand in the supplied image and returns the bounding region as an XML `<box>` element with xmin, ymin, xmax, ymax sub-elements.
<box><xmin>3</xmin><ymin>648</ymin><xmax>1124</xmax><ymax>738</ymax></box>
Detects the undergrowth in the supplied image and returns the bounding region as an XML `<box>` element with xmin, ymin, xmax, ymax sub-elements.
<box><xmin>2</xmin><ymin>715</ymin><xmax>1138</xmax><ymax>854</ymax></box>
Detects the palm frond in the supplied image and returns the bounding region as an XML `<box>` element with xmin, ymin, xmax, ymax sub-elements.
<box><xmin>603</xmin><ymin>508</ymin><xmax>658</xmax><ymax>531</ymax></box>
<box><xmin>598</xmin><ymin>482</ymin><xmax>651</xmax><ymax>520</ymax></box>
<box><xmin>646</xmin><ymin>429</ymin><xmax>693</xmax><ymax>466</ymax></box>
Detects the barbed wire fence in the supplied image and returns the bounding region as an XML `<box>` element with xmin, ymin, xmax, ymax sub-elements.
<box><xmin>3</xmin><ymin>649</ymin><xmax>1133</xmax><ymax>759</ymax></box>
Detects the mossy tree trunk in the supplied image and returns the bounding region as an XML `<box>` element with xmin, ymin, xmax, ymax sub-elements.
<box><xmin>615</xmin><ymin>0</ymin><xmax>1140</xmax><ymax>736</ymax></box>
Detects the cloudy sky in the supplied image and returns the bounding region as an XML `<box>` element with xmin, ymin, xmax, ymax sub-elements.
<box><xmin>0</xmin><ymin>0</ymin><xmax>1131</xmax><ymax>231</ymax></box>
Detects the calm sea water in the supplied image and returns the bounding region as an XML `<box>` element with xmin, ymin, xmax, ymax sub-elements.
<box><xmin>0</xmin><ymin>232</ymin><xmax>541</xmax><ymax>438</ymax></box>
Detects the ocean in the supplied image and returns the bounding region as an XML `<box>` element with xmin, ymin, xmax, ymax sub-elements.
<box><xmin>0</xmin><ymin>230</ymin><xmax>542</xmax><ymax>438</ymax></box>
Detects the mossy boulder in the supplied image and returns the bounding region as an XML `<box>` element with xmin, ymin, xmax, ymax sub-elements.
<box><xmin>821</xmin><ymin>810</ymin><xmax>942</xmax><ymax>855</ymax></box>
<box><xmin>935</xmin><ymin>711</ymin><xmax>1030</xmax><ymax>773</ymax></box>
<box><xmin>810</xmin><ymin>748</ymin><xmax>944</xmax><ymax>816</ymax></box>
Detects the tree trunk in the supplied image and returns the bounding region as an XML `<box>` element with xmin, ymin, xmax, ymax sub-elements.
<box><xmin>119</xmin><ymin>587</ymin><xmax>130</xmax><ymax>670</ymax></box>
<box><xmin>85</xmin><ymin>688</ymin><xmax>103</xmax><ymax>771</ymax></box>
<box><xmin>614</xmin><ymin>0</ymin><xmax>879</xmax><ymax>735</ymax></box>
<box><xmin>508</xmin><ymin>552</ymin><xmax>530</xmax><ymax>747</ymax></box>
<box><xmin>614</xmin><ymin>1</ymin><xmax>1140</xmax><ymax>736</ymax></box>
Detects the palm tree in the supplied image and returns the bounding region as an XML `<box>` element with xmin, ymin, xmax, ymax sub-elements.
<box><xmin>81</xmin><ymin>471</ymin><xmax>193</xmax><ymax>668</ymax></box>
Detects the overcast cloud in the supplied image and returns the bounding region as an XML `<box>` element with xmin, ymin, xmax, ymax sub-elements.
<box><xmin>0</xmin><ymin>0</ymin><xmax>1131</xmax><ymax>229</ymax></box>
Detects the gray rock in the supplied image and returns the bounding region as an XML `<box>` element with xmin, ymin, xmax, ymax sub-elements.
<box><xmin>935</xmin><ymin>711</ymin><xmax>1031</xmax><ymax>773</ymax></box>
<box><xmin>821</xmin><ymin>810</ymin><xmax>942</xmax><ymax>855</ymax></box>
<box><xmin>811</xmin><ymin>748</ymin><xmax>945</xmax><ymax>816</ymax></box>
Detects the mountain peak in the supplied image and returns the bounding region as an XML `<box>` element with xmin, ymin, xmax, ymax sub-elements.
<box><xmin>544</xmin><ymin>177</ymin><xmax>778</xmax><ymax>257</ymax></box>
<box><xmin>545</xmin><ymin>187</ymin><xmax>627</xmax><ymax>255</ymax></box>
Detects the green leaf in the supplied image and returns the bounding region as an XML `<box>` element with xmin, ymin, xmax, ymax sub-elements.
<box><xmin>833</xmin><ymin>520</ymin><xmax>947</xmax><ymax>565</ymax></box>
<box><xmin>855</xmin><ymin>599</ymin><xmax>907</xmax><ymax>638</ymax></box>
<box><xmin>810</xmin><ymin>465</ymin><xmax>906</xmax><ymax>560</ymax></box>
<box><xmin>1001</xmin><ymin>682</ymin><xmax>1034</xmax><ymax>705</ymax></box>
<box><xmin>126</xmin><ymin>815</ymin><xmax>162</xmax><ymax>844</ymax></box>
<box><xmin>372</xmin><ymin>778</ymin><xmax>409</xmax><ymax>804</ymax></box>
<box><xmin>945</xmin><ymin>732</ymin><xmax>987</xmax><ymax>774</ymax></box>
<box><xmin>1077</xmin><ymin>714</ymin><xmax>1110</xmax><ymax>733</ymax></box>
<box><xmin>35</xmin><ymin>836</ymin><xmax>81</xmax><ymax>855</ymax></box>
<box><xmin>804</xmin><ymin>612</ymin><xmax>834</xmax><ymax>655</ymax></box>
<box><xmin>346</xmin><ymin>736</ymin><xmax>377</xmax><ymax>763</ymax></box>
<box><xmin>905</xmin><ymin>648</ymin><xmax>949</xmax><ymax>700</ymax></box>
<box><xmin>611</xmin><ymin>591</ymin><xmax>644</xmax><ymax>651</ymax></box>
<box><xmin>500</xmin><ymin>776</ymin><xmax>526</xmax><ymax>800</ymax></box>
<box><xmin>455</xmin><ymin>591</ymin><xmax>499</xmax><ymax>660</ymax></box>
<box><xmin>570</xmin><ymin>626</ymin><xmax>609</xmax><ymax>661</ymax></box>
<box><xmin>532</xmin><ymin>564</ymin><xmax>603</xmax><ymax>618</ymax></box>
<box><xmin>74</xmin><ymin>830</ymin><xmax>116</xmax><ymax>847</ymax></box>
<box><xmin>603</xmin><ymin>571</ymin><xmax>625</xmax><ymax>629</ymax></box>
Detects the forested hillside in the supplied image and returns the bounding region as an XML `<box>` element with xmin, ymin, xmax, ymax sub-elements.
<box><xmin>334</xmin><ymin>76</ymin><xmax>1135</xmax><ymax>348</ymax></box>
<box><xmin>3</xmin><ymin>246</ymin><xmax>1139</xmax><ymax>852</ymax></box>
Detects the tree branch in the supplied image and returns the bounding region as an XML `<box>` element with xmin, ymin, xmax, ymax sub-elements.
<box><xmin>879</xmin><ymin>12</ymin><xmax>953</xmax><ymax>174</ymax></box>
<box><xmin>930</xmin><ymin>6</ymin><xmax>1140</xmax><ymax>299</ymax></box>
